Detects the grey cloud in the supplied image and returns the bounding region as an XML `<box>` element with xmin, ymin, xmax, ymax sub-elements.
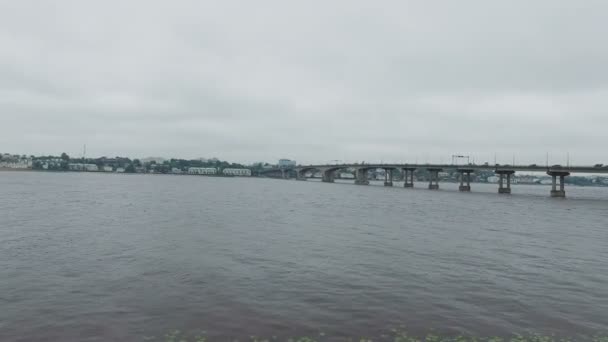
<box><xmin>1</xmin><ymin>0</ymin><xmax>607</xmax><ymax>165</ymax></box>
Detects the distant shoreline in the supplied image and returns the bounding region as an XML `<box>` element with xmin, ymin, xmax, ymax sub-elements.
<box><xmin>3</xmin><ymin>168</ymin><xmax>608</xmax><ymax>188</ymax></box>
<box><xmin>0</xmin><ymin>169</ymin><xmax>240</xmax><ymax>178</ymax></box>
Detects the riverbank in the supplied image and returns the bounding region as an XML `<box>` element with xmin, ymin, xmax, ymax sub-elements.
<box><xmin>0</xmin><ymin>167</ymin><xmax>32</xmax><ymax>171</ymax></box>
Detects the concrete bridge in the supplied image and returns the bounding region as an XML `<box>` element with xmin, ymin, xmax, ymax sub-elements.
<box><xmin>273</xmin><ymin>163</ymin><xmax>608</xmax><ymax>198</ymax></box>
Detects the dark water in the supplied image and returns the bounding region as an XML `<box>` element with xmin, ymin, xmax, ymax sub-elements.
<box><xmin>1</xmin><ymin>171</ymin><xmax>608</xmax><ymax>341</ymax></box>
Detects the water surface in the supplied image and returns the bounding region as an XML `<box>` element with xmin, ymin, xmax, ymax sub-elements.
<box><xmin>1</xmin><ymin>171</ymin><xmax>607</xmax><ymax>341</ymax></box>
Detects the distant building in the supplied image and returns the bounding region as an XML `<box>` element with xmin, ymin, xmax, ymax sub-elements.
<box><xmin>68</xmin><ymin>163</ymin><xmax>82</xmax><ymax>171</ymax></box>
<box><xmin>103</xmin><ymin>166</ymin><xmax>113</xmax><ymax>172</ymax></box>
<box><xmin>517</xmin><ymin>175</ymin><xmax>540</xmax><ymax>184</ymax></box>
<box><xmin>171</xmin><ymin>168</ymin><xmax>183</xmax><ymax>174</ymax></box>
<box><xmin>68</xmin><ymin>163</ymin><xmax>98</xmax><ymax>172</ymax></box>
<box><xmin>0</xmin><ymin>154</ymin><xmax>33</xmax><ymax>169</ymax></box>
<box><xmin>487</xmin><ymin>176</ymin><xmax>499</xmax><ymax>183</ymax></box>
<box><xmin>338</xmin><ymin>172</ymin><xmax>355</xmax><ymax>179</ymax></box>
<box><xmin>0</xmin><ymin>160</ymin><xmax>32</xmax><ymax>169</ymax></box>
<box><xmin>222</xmin><ymin>168</ymin><xmax>251</xmax><ymax>176</ymax></box>
<box><xmin>278</xmin><ymin>159</ymin><xmax>296</xmax><ymax>168</ymax></box>
<box><xmin>188</xmin><ymin>167</ymin><xmax>217</xmax><ymax>175</ymax></box>
<box><xmin>374</xmin><ymin>170</ymin><xmax>385</xmax><ymax>181</ymax></box>
<box><xmin>487</xmin><ymin>175</ymin><xmax>519</xmax><ymax>184</ymax></box>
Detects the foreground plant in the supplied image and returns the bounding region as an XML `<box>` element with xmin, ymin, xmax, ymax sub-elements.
<box><xmin>155</xmin><ymin>330</ymin><xmax>607</xmax><ymax>342</ymax></box>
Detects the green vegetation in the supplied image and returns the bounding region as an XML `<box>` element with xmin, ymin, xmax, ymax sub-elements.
<box><xmin>155</xmin><ymin>330</ymin><xmax>608</xmax><ymax>342</ymax></box>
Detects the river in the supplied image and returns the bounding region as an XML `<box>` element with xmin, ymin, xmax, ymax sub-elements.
<box><xmin>1</xmin><ymin>171</ymin><xmax>607</xmax><ymax>341</ymax></box>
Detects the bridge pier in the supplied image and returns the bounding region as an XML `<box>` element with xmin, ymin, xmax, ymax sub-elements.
<box><xmin>427</xmin><ymin>168</ymin><xmax>442</xmax><ymax>190</ymax></box>
<box><xmin>403</xmin><ymin>168</ymin><xmax>415</xmax><ymax>188</ymax></box>
<box><xmin>384</xmin><ymin>168</ymin><xmax>393</xmax><ymax>186</ymax></box>
<box><xmin>496</xmin><ymin>170</ymin><xmax>515</xmax><ymax>194</ymax></box>
<box><xmin>458</xmin><ymin>169</ymin><xmax>473</xmax><ymax>192</ymax></box>
<box><xmin>355</xmin><ymin>168</ymin><xmax>369</xmax><ymax>185</ymax></box>
<box><xmin>322</xmin><ymin>170</ymin><xmax>335</xmax><ymax>183</ymax></box>
<box><xmin>548</xmin><ymin>171</ymin><xmax>569</xmax><ymax>197</ymax></box>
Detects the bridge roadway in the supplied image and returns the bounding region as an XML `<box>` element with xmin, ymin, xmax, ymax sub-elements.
<box><xmin>279</xmin><ymin>163</ymin><xmax>608</xmax><ymax>198</ymax></box>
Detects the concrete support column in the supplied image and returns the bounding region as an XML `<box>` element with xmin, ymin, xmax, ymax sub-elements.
<box><xmin>458</xmin><ymin>169</ymin><xmax>472</xmax><ymax>192</ymax></box>
<box><xmin>403</xmin><ymin>168</ymin><xmax>415</xmax><ymax>188</ymax></box>
<box><xmin>322</xmin><ymin>170</ymin><xmax>335</xmax><ymax>183</ymax></box>
<box><xmin>355</xmin><ymin>169</ymin><xmax>369</xmax><ymax>185</ymax></box>
<box><xmin>427</xmin><ymin>168</ymin><xmax>441</xmax><ymax>190</ymax></box>
<box><xmin>384</xmin><ymin>168</ymin><xmax>393</xmax><ymax>186</ymax></box>
<box><xmin>281</xmin><ymin>169</ymin><xmax>287</xmax><ymax>179</ymax></box>
<box><xmin>296</xmin><ymin>170</ymin><xmax>307</xmax><ymax>181</ymax></box>
<box><xmin>548</xmin><ymin>171</ymin><xmax>569</xmax><ymax>198</ymax></box>
<box><xmin>497</xmin><ymin>170</ymin><xmax>514</xmax><ymax>194</ymax></box>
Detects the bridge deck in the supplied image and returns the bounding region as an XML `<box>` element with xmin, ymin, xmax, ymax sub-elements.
<box><xmin>296</xmin><ymin>164</ymin><xmax>608</xmax><ymax>174</ymax></box>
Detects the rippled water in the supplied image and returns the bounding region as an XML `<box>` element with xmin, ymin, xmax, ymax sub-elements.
<box><xmin>1</xmin><ymin>171</ymin><xmax>607</xmax><ymax>341</ymax></box>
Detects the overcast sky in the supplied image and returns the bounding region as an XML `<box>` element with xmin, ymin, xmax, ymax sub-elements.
<box><xmin>1</xmin><ymin>1</ymin><xmax>607</xmax><ymax>165</ymax></box>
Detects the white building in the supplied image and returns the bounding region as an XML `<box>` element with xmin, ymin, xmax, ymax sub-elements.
<box><xmin>103</xmin><ymin>166</ymin><xmax>113</xmax><ymax>172</ymax></box>
<box><xmin>0</xmin><ymin>160</ymin><xmax>32</xmax><ymax>169</ymax></box>
<box><xmin>0</xmin><ymin>154</ymin><xmax>33</xmax><ymax>169</ymax></box>
<box><xmin>487</xmin><ymin>176</ymin><xmax>499</xmax><ymax>183</ymax></box>
<box><xmin>68</xmin><ymin>163</ymin><xmax>82</xmax><ymax>171</ymax></box>
<box><xmin>278</xmin><ymin>159</ymin><xmax>296</xmax><ymax>168</ymax></box>
<box><xmin>171</xmin><ymin>167</ymin><xmax>183</xmax><ymax>174</ymax></box>
<box><xmin>222</xmin><ymin>168</ymin><xmax>251</xmax><ymax>176</ymax></box>
<box><xmin>188</xmin><ymin>167</ymin><xmax>217</xmax><ymax>175</ymax></box>
<box><xmin>68</xmin><ymin>163</ymin><xmax>99</xmax><ymax>171</ymax></box>
<box><xmin>339</xmin><ymin>172</ymin><xmax>355</xmax><ymax>179</ymax></box>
